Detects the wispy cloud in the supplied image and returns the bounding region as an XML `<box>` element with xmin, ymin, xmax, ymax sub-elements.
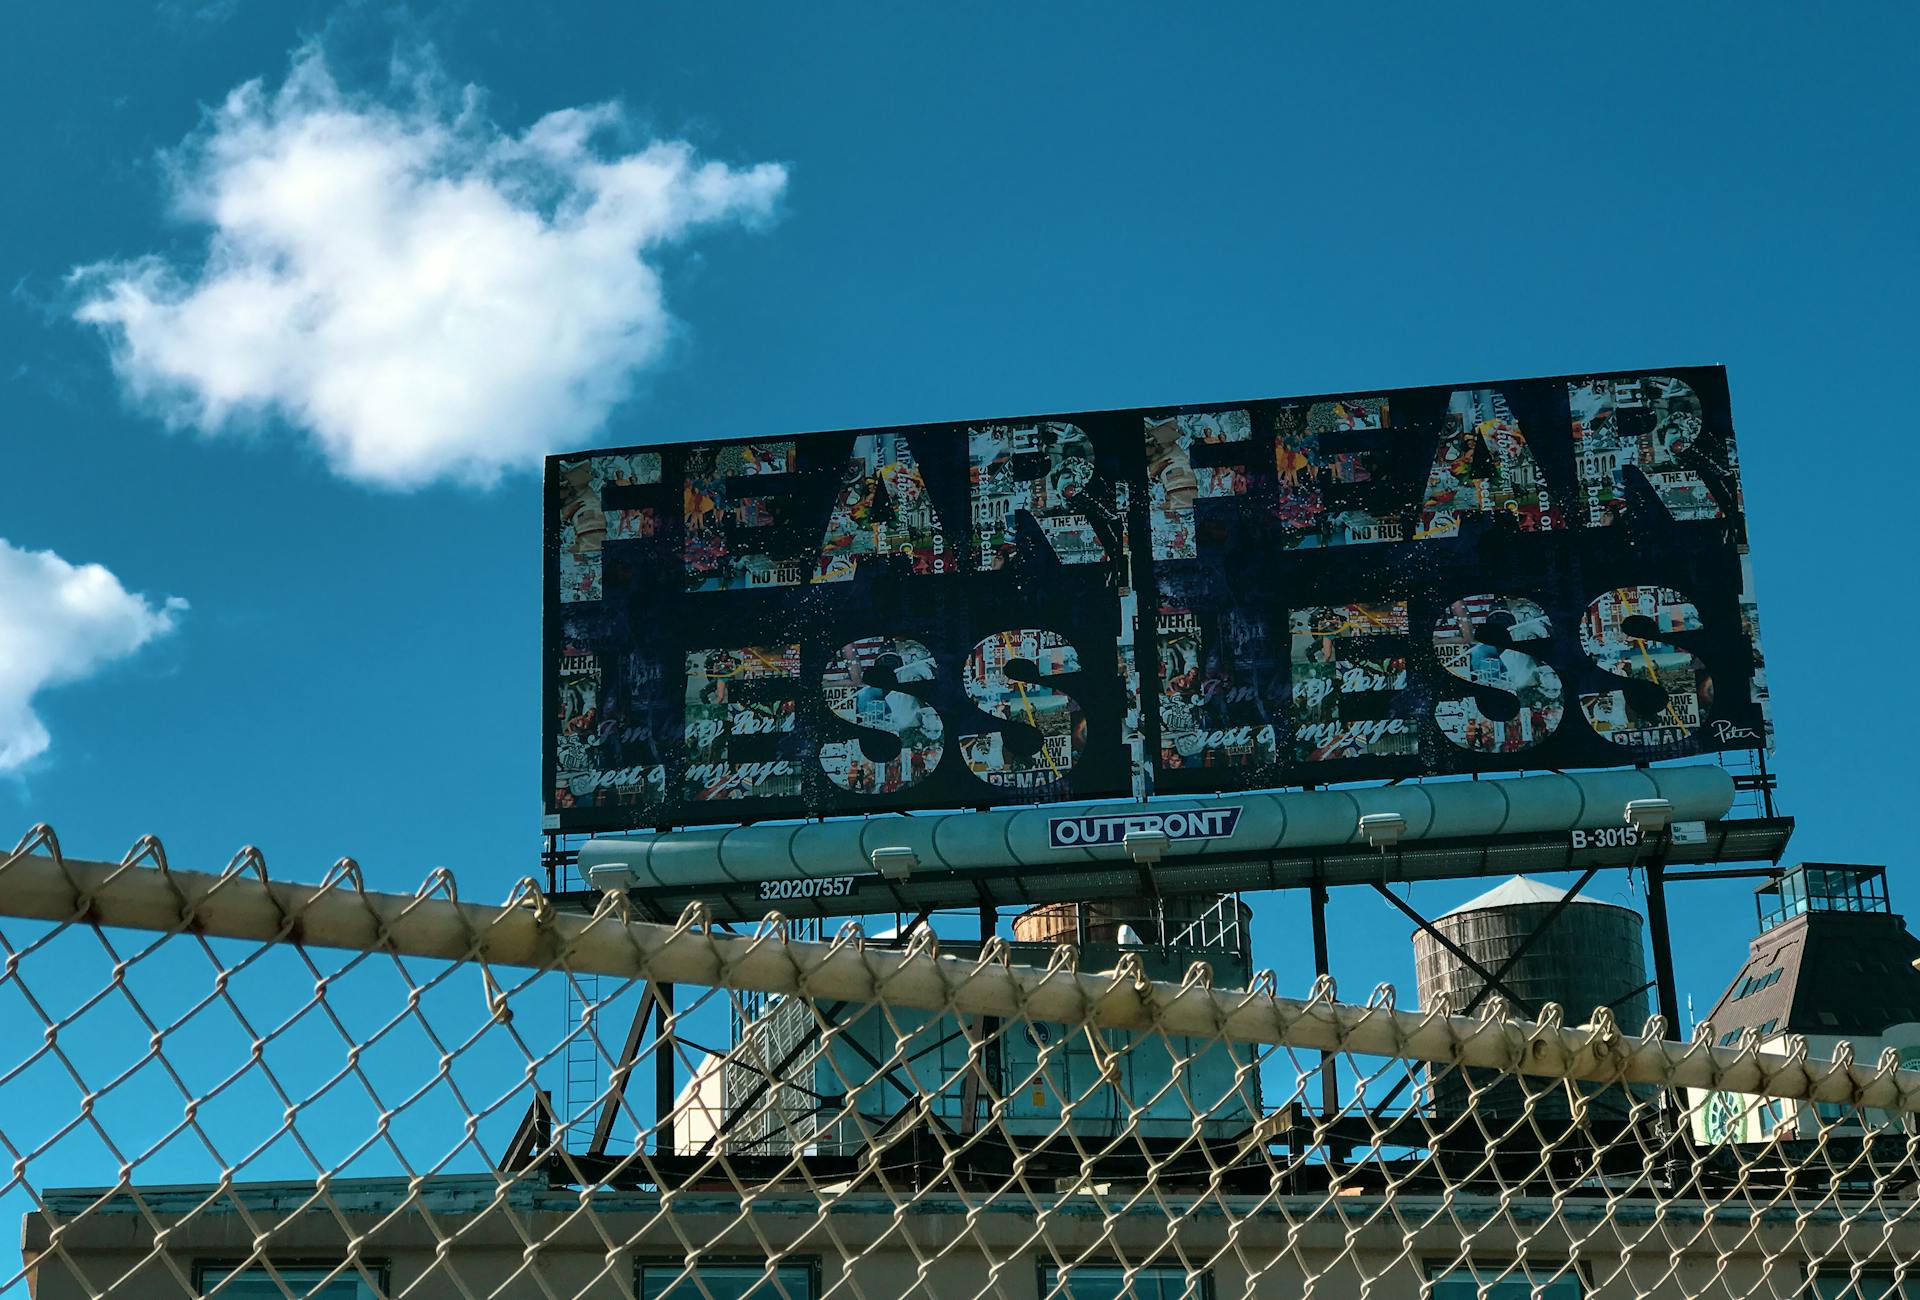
<box><xmin>72</xmin><ymin>45</ymin><xmax>788</xmax><ymax>489</ymax></box>
<box><xmin>0</xmin><ymin>540</ymin><xmax>185</xmax><ymax>771</ymax></box>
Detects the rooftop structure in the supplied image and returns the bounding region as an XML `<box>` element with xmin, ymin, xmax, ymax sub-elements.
<box><xmin>1440</xmin><ymin>874</ymin><xmax>1609</xmax><ymax>915</ymax></box>
<box><xmin>1414</xmin><ymin>874</ymin><xmax>1652</xmax><ymax>1123</ymax></box>
<box><xmin>1756</xmin><ymin>861</ymin><xmax>1893</xmax><ymax>931</ymax></box>
<box><xmin>1703</xmin><ymin>864</ymin><xmax>1920</xmax><ymax>1047</ymax></box>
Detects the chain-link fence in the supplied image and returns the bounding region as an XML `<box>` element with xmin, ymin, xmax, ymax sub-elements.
<box><xmin>5</xmin><ymin>826</ymin><xmax>1919</xmax><ymax>1300</ymax></box>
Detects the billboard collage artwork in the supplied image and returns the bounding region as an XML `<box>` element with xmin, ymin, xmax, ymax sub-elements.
<box><xmin>546</xmin><ymin>366</ymin><xmax>1770</xmax><ymax>831</ymax></box>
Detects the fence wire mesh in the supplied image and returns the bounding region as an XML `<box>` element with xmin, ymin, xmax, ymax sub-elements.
<box><xmin>4</xmin><ymin>826</ymin><xmax>1920</xmax><ymax>1300</ymax></box>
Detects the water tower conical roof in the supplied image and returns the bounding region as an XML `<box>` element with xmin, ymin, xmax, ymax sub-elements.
<box><xmin>1441</xmin><ymin>875</ymin><xmax>1624</xmax><ymax>918</ymax></box>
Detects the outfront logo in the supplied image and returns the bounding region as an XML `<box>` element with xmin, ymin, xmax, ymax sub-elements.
<box><xmin>1046</xmin><ymin>806</ymin><xmax>1242</xmax><ymax>850</ymax></box>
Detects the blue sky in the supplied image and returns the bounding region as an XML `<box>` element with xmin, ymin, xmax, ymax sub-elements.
<box><xmin>3</xmin><ymin>2</ymin><xmax>1917</xmax><ymax>1023</ymax></box>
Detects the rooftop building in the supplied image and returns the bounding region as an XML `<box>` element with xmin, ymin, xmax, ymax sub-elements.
<box><xmin>1701</xmin><ymin>864</ymin><xmax>1920</xmax><ymax>1047</ymax></box>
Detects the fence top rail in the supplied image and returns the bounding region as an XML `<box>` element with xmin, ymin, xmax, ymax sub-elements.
<box><xmin>6</xmin><ymin>828</ymin><xmax>1920</xmax><ymax>1114</ymax></box>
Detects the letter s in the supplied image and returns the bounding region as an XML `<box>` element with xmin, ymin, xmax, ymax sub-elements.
<box><xmin>1578</xmin><ymin>586</ymin><xmax>1707</xmax><ymax>751</ymax></box>
<box><xmin>958</xmin><ymin>629</ymin><xmax>1085</xmax><ymax>789</ymax></box>
<box><xmin>817</xmin><ymin>637</ymin><xmax>946</xmax><ymax>793</ymax></box>
<box><xmin>1432</xmin><ymin>595</ymin><xmax>1565</xmax><ymax>753</ymax></box>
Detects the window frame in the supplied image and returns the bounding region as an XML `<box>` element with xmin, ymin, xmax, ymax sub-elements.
<box><xmin>1802</xmin><ymin>1264</ymin><xmax>1919</xmax><ymax>1300</ymax></box>
<box><xmin>1422</xmin><ymin>1256</ymin><xmax>1590</xmax><ymax>1298</ymax></box>
<box><xmin>194</xmin><ymin>1260</ymin><xmax>390</xmax><ymax>1299</ymax></box>
<box><xmin>634</xmin><ymin>1255</ymin><xmax>821</xmax><ymax>1300</ymax></box>
<box><xmin>1038</xmin><ymin>1259</ymin><xmax>1216</xmax><ymax>1299</ymax></box>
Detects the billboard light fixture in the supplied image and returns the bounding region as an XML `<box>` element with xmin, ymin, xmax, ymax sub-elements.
<box><xmin>1625</xmin><ymin>799</ymin><xmax>1674</xmax><ymax>834</ymax></box>
<box><xmin>586</xmin><ymin>862</ymin><xmax>635</xmax><ymax>893</ymax></box>
<box><xmin>1123</xmin><ymin>830</ymin><xmax>1171</xmax><ymax>864</ymax></box>
<box><xmin>871</xmin><ymin>847</ymin><xmax>918</xmax><ymax>881</ymax></box>
<box><xmin>1359</xmin><ymin>813</ymin><xmax>1407</xmax><ymax>850</ymax></box>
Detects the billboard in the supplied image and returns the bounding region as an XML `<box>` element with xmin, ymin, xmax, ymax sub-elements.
<box><xmin>546</xmin><ymin>366</ymin><xmax>1769</xmax><ymax>832</ymax></box>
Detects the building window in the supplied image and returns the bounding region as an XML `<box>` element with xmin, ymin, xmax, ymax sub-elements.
<box><xmin>638</xmin><ymin>1261</ymin><xmax>816</xmax><ymax>1300</ymax></box>
<box><xmin>1041</xmin><ymin>1263</ymin><xmax>1212</xmax><ymax>1298</ymax></box>
<box><xmin>1807</xmin><ymin>1270</ymin><xmax>1918</xmax><ymax>1300</ymax></box>
<box><xmin>197</xmin><ymin>1264</ymin><xmax>384</xmax><ymax>1298</ymax></box>
<box><xmin>1758</xmin><ymin>1018</ymin><xmax>1779</xmax><ymax>1036</ymax></box>
<box><xmin>1427</xmin><ymin>1261</ymin><xmax>1584</xmax><ymax>1300</ymax></box>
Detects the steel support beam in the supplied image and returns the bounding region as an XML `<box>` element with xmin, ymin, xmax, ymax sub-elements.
<box><xmin>1370</xmin><ymin>882</ymin><xmax>1535</xmax><ymax>1016</ymax></box>
<box><xmin>1311</xmin><ymin>877</ymin><xmax>1337</xmax><ymax>1117</ymax></box>
<box><xmin>654</xmin><ymin>983</ymin><xmax>675</xmax><ymax>1155</ymax></box>
<box><xmin>502</xmin><ymin>1089</ymin><xmax>554</xmax><ymax>1170</ymax></box>
<box><xmin>1603</xmin><ymin>979</ymin><xmax>1658</xmax><ymax>1014</ymax></box>
<box><xmin>1368</xmin><ymin>868</ymin><xmax>1600</xmax><ymax>1118</ymax></box>
<box><xmin>1661</xmin><ymin>868</ymin><xmax>1783</xmax><ymax>883</ymax></box>
<box><xmin>695</xmin><ymin>1001</ymin><xmax>845</xmax><ymax>1159</ymax></box>
<box><xmin>1644</xmin><ymin>861</ymin><xmax>1683</xmax><ymax>1035</ymax></box>
<box><xmin>589</xmin><ymin>983</ymin><xmax>657</xmax><ymax>1156</ymax></box>
<box><xmin>1458</xmin><ymin>866</ymin><xmax>1600</xmax><ymax>1017</ymax></box>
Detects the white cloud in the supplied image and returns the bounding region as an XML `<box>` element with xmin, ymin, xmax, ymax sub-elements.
<box><xmin>72</xmin><ymin>47</ymin><xmax>788</xmax><ymax>489</ymax></box>
<box><xmin>0</xmin><ymin>540</ymin><xmax>186</xmax><ymax>771</ymax></box>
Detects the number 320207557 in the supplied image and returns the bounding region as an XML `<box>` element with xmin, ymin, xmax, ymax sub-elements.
<box><xmin>757</xmin><ymin>876</ymin><xmax>857</xmax><ymax>901</ymax></box>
